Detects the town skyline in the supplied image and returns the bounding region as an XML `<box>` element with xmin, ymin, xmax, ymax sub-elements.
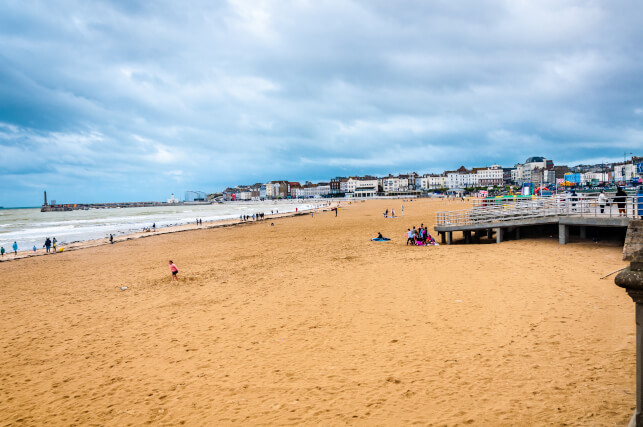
<box><xmin>21</xmin><ymin>153</ymin><xmax>641</xmax><ymax>208</ymax></box>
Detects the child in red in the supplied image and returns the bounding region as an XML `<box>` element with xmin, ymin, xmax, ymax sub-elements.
<box><xmin>169</xmin><ymin>260</ymin><xmax>179</xmax><ymax>282</ymax></box>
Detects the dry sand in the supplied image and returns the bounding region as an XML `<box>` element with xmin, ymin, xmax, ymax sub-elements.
<box><xmin>0</xmin><ymin>199</ymin><xmax>635</xmax><ymax>425</ymax></box>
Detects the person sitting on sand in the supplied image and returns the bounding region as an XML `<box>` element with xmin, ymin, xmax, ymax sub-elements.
<box><xmin>169</xmin><ymin>260</ymin><xmax>179</xmax><ymax>282</ymax></box>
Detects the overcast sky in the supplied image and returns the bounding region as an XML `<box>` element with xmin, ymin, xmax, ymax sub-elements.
<box><xmin>1</xmin><ymin>0</ymin><xmax>642</xmax><ymax>206</ymax></box>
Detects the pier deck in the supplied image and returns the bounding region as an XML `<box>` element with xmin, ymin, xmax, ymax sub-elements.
<box><xmin>434</xmin><ymin>195</ymin><xmax>637</xmax><ymax>244</ymax></box>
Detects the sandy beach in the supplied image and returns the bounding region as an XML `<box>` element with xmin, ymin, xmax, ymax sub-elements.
<box><xmin>0</xmin><ymin>198</ymin><xmax>635</xmax><ymax>425</ymax></box>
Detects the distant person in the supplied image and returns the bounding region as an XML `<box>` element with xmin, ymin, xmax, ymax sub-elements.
<box><xmin>0</xmin><ymin>246</ymin><xmax>4</xmax><ymax>257</ymax></box>
<box><xmin>153</xmin><ymin>223</ymin><xmax>156</xmax><ymax>231</ymax></box>
<box><xmin>44</xmin><ymin>237</ymin><xmax>51</xmax><ymax>252</ymax></box>
<box><xmin>169</xmin><ymin>260</ymin><xmax>179</xmax><ymax>282</ymax></box>
<box><xmin>52</xmin><ymin>241</ymin><xmax>57</xmax><ymax>253</ymax></box>
<box><xmin>598</xmin><ymin>190</ymin><xmax>608</xmax><ymax>214</ymax></box>
<box><xmin>615</xmin><ymin>186</ymin><xmax>628</xmax><ymax>216</ymax></box>
<box><xmin>12</xmin><ymin>241</ymin><xmax>18</xmax><ymax>255</ymax></box>
<box><xmin>109</xmin><ymin>234</ymin><xmax>114</xmax><ymax>244</ymax></box>
<box><xmin>401</xmin><ymin>204</ymin><xmax>404</xmax><ymax>215</ymax></box>
<box><xmin>32</xmin><ymin>245</ymin><xmax>37</xmax><ymax>253</ymax></box>
<box><xmin>391</xmin><ymin>209</ymin><xmax>395</xmax><ymax>217</ymax></box>
<box><xmin>377</xmin><ymin>232</ymin><xmax>383</xmax><ymax>239</ymax></box>
<box><xmin>335</xmin><ymin>207</ymin><xmax>338</xmax><ymax>217</ymax></box>
<box><xmin>570</xmin><ymin>190</ymin><xmax>578</xmax><ymax>211</ymax></box>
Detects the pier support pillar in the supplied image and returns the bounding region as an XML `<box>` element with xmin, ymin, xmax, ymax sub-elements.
<box><xmin>447</xmin><ymin>232</ymin><xmax>452</xmax><ymax>245</ymax></box>
<box><xmin>559</xmin><ymin>224</ymin><xmax>569</xmax><ymax>245</ymax></box>
<box><xmin>515</xmin><ymin>227</ymin><xmax>520</xmax><ymax>240</ymax></box>
<box><xmin>487</xmin><ymin>229</ymin><xmax>493</xmax><ymax>239</ymax></box>
<box><xmin>464</xmin><ymin>231</ymin><xmax>471</xmax><ymax>244</ymax></box>
<box><xmin>495</xmin><ymin>228</ymin><xmax>503</xmax><ymax>244</ymax></box>
<box><xmin>474</xmin><ymin>231</ymin><xmax>482</xmax><ymax>243</ymax></box>
<box><xmin>580</xmin><ymin>226</ymin><xmax>587</xmax><ymax>240</ymax></box>
<box><xmin>615</xmin><ymin>251</ymin><xmax>643</xmax><ymax>426</ymax></box>
<box><xmin>440</xmin><ymin>232</ymin><xmax>446</xmax><ymax>244</ymax></box>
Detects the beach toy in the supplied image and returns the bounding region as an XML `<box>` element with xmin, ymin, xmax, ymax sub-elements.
<box><xmin>58</xmin><ymin>247</ymin><xmax>64</xmax><ymax>252</ymax></box>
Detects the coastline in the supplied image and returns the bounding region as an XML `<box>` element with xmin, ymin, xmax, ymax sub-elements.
<box><xmin>0</xmin><ymin>202</ymin><xmax>336</xmax><ymax>262</ymax></box>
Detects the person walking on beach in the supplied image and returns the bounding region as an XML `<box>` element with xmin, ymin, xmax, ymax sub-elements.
<box><xmin>52</xmin><ymin>241</ymin><xmax>57</xmax><ymax>253</ymax></box>
<box><xmin>169</xmin><ymin>260</ymin><xmax>179</xmax><ymax>282</ymax></box>
<box><xmin>615</xmin><ymin>186</ymin><xmax>628</xmax><ymax>216</ymax></box>
<box><xmin>153</xmin><ymin>223</ymin><xmax>156</xmax><ymax>231</ymax></box>
<box><xmin>44</xmin><ymin>237</ymin><xmax>51</xmax><ymax>253</ymax></box>
<box><xmin>598</xmin><ymin>190</ymin><xmax>608</xmax><ymax>214</ymax></box>
<box><xmin>12</xmin><ymin>241</ymin><xmax>18</xmax><ymax>255</ymax></box>
<box><xmin>109</xmin><ymin>234</ymin><xmax>114</xmax><ymax>244</ymax></box>
<box><xmin>0</xmin><ymin>246</ymin><xmax>4</xmax><ymax>257</ymax></box>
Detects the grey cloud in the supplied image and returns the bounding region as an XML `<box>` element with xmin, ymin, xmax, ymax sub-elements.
<box><xmin>1</xmin><ymin>0</ymin><xmax>643</xmax><ymax>205</ymax></box>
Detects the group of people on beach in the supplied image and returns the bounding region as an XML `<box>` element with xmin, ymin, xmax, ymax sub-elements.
<box><xmin>1</xmin><ymin>239</ymin><xmax>59</xmax><ymax>258</ymax></box>
<box><xmin>43</xmin><ymin>237</ymin><xmax>57</xmax><ymax>253</ymax></box>
<box><xmin>0</xmin><ymin>242</ymin><xmax>18</xmax><ymax>256</ymax></box>
<box><xmin>240</xmin><ymin>213</ymin><xmax>266</xmax><ymax>221</ymax></box>
<box><xmin>406</xmin><ymin>225</ymin><xmax>437</xmax><ymax>246</ymax></box>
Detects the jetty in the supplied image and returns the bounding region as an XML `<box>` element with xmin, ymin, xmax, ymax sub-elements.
<box><xmin>40</xmin><ymin>191</ymin><xmax>211</xmax><ymax>212</ymax></box>
<box><xmin>434</xmin><ymin>195</ymin><xmax>639</xmax><ymax>245</ymax></box>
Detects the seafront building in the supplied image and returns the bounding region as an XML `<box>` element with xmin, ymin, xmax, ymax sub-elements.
<box><xmin>217</xmin><ymin>155</ymin><xmax>643</xmax><ymax>200</ymax></box>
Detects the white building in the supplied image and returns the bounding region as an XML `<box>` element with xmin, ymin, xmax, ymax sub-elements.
<box><xmin>265</xmin><ymin>182</ymin><xmax>275</xmax><ymax>199</ymax></box>
<box><xmin>382</xmin><ymin>176</ymin><xmax>408</xmax><ymax>192</ymax></box>
<box><xmin>614</xmin><ymin>163</ymin><xmax>637</xmax><ymax>184</ymax></box>
<box><xmin>446</xmin><ymin>171</ymin><xmax>478</xmax><ymax>189</ymax></box>
<box><xmin>476</xmin><ymin>165</ymin><xmax>503</xmax><ymax>186</ymax></box>
<box><xmin>514</xmin><ymin>157</ymin><xmax>552</xmax><ymax>183</ymax></box>
<box><xmin>418</xmin><ymin>174</ymin><xmax>447</xmax><ymax>190</ymax></box>
<box><xmin>167</xmin><ymin>193</ymin><xmax>179</xmax><ymax>203</ymax></box>
<box><xmin>585</xmin><ymin>171</ymin><xmax>611</xmax><ymax>184</ymax></box>
<box><xmin>347</xmin><ymin>177</ymin><xmax>379</xmax><ymax>194</ymax></box>
<box><xmin>511</xmin><ymin>168</ymin><xmax>521</xmax><ymax>183</ymax></box>
<box><xmin>296</xmin><ymin>184</ymin><xmax>331</xmax><ymax>198</ymax></box>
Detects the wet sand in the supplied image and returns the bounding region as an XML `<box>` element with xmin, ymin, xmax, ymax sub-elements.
<box><xmin>0</xmin><ymin>198</ymin><xmax>635</xmax><ymax>425</ymax></box>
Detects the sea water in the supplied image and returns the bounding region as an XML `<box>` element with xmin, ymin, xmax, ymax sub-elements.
<box><xmin>0</xmin><ymin>200</ymin><xmax>319</xmax><ymax>250</ymax></box>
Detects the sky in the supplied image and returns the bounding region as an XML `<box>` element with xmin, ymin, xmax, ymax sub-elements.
<box><xmin>1</xmin><ymin>0</ymin><xmax>643</xmax><ymax>206</ymax></box>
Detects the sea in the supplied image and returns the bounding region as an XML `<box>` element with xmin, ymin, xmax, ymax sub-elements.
<box><xmin>0</xmin><ymin>200</ymin><xmax>319</xmax><ymax>251</ymax></box>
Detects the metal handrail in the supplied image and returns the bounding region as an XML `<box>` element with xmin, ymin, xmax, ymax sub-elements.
<box><xmin>436</xmin><ymin>195</ymin><xmax>639</xmax><ymax>226</ymax></box>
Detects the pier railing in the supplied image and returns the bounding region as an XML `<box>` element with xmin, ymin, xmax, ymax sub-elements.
<box><xmin>436</xmin><ymin>195</ymin><xmax>639</xmax><ymax>227</ymax></box>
